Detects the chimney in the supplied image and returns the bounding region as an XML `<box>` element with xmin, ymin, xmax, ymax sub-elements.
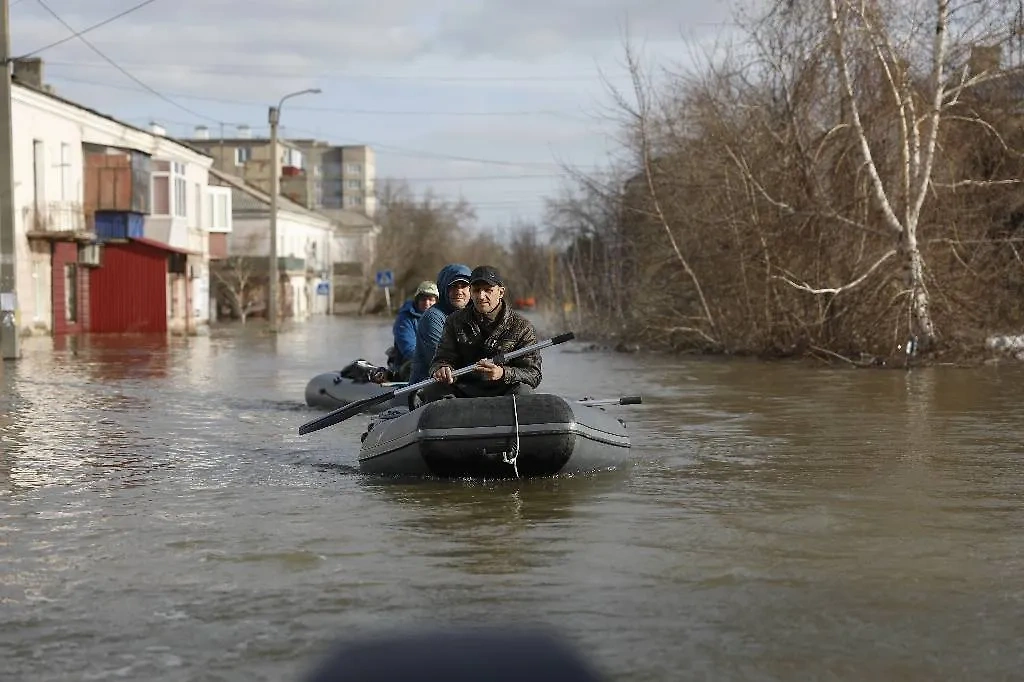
<box><xmin>12</xmin><ymin>57</ymin><xmax>44</xmax><ymax>90</ymax></box>
<box><xmin>237</xmin><ymin>125</ymin><xmax>252</xmax><ymax>139</ymax></box>
<box><xmin>194</xmin><ymin>125</ymin><xmax>209</xmax><ymax>139</ymax></box>
<box><xmin>150</xmin><ymin>121</ymin><xmax>166</xmax><ymax>136</ymax></box>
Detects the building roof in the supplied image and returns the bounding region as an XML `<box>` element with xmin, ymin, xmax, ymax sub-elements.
<box><xmin>209</xmin><ymin>167</ymin><xmax>326</xmax><ymax>220</ymax></box>
<box><xmin>130</xmin><ymin>236</ymin><xmax>200</xmax><ymax>256</ymax></box>
<box><xmin>12</xmin><ymin>79</ymin><xmax>211</xmax><ymax>162</ymax></box>
<box><xmin>316</xmin><ymin>208</ymin><xmax>376</xmax><ymax>230</ymax></box>
<box><xmin>180</xmin><ymin>136</ymin><xmax>300</xmax><ymax>148</ymax></box>
<box><xmin>209</xmin><ymin>167</ymin><xmax>376</xmax><ymax>233</ymax></box>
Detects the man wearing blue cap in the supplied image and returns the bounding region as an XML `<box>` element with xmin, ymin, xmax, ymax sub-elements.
<box><xmin>421</xmin><ymin>265</ymin><xmax>541</xmax><ymax>402</ymax></box>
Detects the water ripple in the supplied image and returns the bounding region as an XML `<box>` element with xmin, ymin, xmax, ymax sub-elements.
<box><xmin>2</xmin><ymin>320</ymin><xmax>1024</xmax><ymax>681</ymax></box>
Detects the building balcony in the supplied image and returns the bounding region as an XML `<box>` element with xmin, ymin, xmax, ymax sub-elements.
<box><xmin>23</xmin><ymin>201</ymin><xmax>92</xmax><ymax>240</ymax></box>
<box><xmin>240</xmin><ymin>255</ymin><xmax>307</xmax><ymax>274</ymax></box>
<box><xmin>83</xmin><ymin>148</ymin><xmax>151</xmax><ymax>216</ymax></box>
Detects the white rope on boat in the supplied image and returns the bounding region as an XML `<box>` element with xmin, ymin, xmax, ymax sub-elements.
<box><xmin>502</xmin><ymin>394</ymin><xmax>521</xmax><ymax>478</ymax></box>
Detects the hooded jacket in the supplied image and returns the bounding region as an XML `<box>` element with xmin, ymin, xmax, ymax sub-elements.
<box><xmin>409</xmin><ymin>263</ymin><xmax>472</xmax><ymax>382</ymax></box>
<box><xmin>390</xmin><ymin>298</ymin><xmax>424</xmax><ymax>366</ymax></box>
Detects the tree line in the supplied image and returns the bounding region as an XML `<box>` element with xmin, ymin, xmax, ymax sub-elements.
<box><xmin>527</xmin><ymin>0</ymin><xmax>1024</xmax><ymax>365</ymax></box>
<box><xmin>365</xmin><ymin>0</ymin><xmax>1024</xmax><ymax>365</ymax></box>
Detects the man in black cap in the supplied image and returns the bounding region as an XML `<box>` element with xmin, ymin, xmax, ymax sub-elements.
<box><xmin>421</xmin><ymin>265</ymin><xmax>541</xmax><ymax>402</ymax></box>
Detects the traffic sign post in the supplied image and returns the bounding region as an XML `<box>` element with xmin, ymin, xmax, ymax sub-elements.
<box><xmin>375</xmin><ymin>270</ymin><xmax>394</xmax><ymax>315</ymax></box>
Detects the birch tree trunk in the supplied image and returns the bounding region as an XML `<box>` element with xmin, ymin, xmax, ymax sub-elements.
<box><xmin>825</xmin><ymin>0</ymin><xmax>947</xmax><ymax>350</ymax></box>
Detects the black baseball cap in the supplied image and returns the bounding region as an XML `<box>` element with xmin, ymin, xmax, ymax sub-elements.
<box><xmin>470</xmin><ymin>265</ymin><xmax>503</xmax><ymax>286</ymax></box>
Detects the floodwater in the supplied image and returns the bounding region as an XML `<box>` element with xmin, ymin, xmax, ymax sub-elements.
<box><xmin>1</xmin><ymin>316</ymin><xmax>1023</xmax><ymax>681</ymax></box>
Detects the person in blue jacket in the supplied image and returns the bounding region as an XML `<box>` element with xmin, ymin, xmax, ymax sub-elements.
<box><xmin>384</xmin><ymin>280</ymin><xmax>438</xmax><ymax>381</ymax></box>
<box><xmin>408</xmin><ymin>264</ymin><xmax>472</xmax><ymax>384</ymax></box>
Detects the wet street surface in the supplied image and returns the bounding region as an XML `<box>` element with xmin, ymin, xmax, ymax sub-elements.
<box><xmin>2</xmin><ymin>316</ymin><xmax>1023</xmax><ymax>681</ymax></box>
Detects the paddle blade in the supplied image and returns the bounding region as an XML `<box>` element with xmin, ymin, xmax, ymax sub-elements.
<box><xmin>551</xmin><ymin>332</ymin><xmax>575</xmax><ymax>345</ymax></box>
<box><xmin>298</xmin><ymin>389</ymin><xmax>398</xmax><ymax>435</ymax></box>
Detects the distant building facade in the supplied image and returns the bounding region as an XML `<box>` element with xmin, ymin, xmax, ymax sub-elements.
<box><xmin>180</xmin><ymin>128</ymin><xmax>376</xmax><ymax>218</ymax></box>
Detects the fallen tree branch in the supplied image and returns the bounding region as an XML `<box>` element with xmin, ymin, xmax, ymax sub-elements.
<box><xmin>774</xmin><ymin>248</ymin><xmax>897</xmax><ymax>295</ymax></box>
<box><xmin>932</xmin><ymin>179</ymin><xmax>1022</xmax><ymax>189</ymax></box>
<box><xmin>810</xmin><ymin>344</ymin><xmax>862</xmax><ymax>365</ymax></box>
<box><xmin>661</xmin><ymin>325</ymin><xmax>719</xmax><ymax>347</ymax></box>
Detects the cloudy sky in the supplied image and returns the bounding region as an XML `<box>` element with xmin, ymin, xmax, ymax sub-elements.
<box><xmin>11</xmin><ymin>0</ymin><xmax>745</xmax><ymax>228</ymax></box>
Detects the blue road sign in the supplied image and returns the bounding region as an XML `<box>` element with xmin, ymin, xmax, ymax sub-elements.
<box><xmin>375</xmin><ymin>270</ymin><xmax>394</xmax><ymax>288</ymax></box>
<box><xmin>316</xmin><ymin>282</ymin><xmax>330</xmax><ymax>296</ymax></box>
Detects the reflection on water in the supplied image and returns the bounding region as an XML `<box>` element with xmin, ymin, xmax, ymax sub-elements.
<box><xmin>360</xmin><ymin>473</ymin><xmax>630</xmax><ymax>578</ymax></box>
<box><xmin>2</xmin><ymin>317</ymin><xmax>1024</xmax><ymax>681</ymax></box>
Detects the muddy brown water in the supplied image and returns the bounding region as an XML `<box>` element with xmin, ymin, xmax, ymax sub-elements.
<box><xmin>2</xmin><ymin>316</ymin><xmax>1023</xmax><ymax>681</ymax></box>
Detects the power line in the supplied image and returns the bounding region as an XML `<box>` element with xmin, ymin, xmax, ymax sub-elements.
<box><xmin>31</xmin><ymin>0</ymin><xmax>219</xmax><ymax>123</ymax></box>
<box><xmin>54</xmin><ymin>104</ymin><xmax>587</xmax><ymax>168</ymax></box>
<box><xmin>44</xmin><ymin>75</ymin><xmax>589</xmax><ymax>119</ymax></box>
<box><xmin>121</xmin><ymin>116</ymin><xmax>575</xmax><ymax>170</ymax></box>
<box><xmin>292</xmin><ymin>124</ymin><xmax>575</xmax><ymax>170</ymax></box>
<box><xmin>118</xmin><ymin>112</ymin><xmax>605</xmax><ymax>174</ymax></box>
<box><xmin>41</xmin><ymin>59</ymin><xmax>603</xmax><ymax>83</ymax></box>
<box><xmin>18</xmin><ymin>0</ymin><xmax>161</xmax><ymax>58</ymax></box>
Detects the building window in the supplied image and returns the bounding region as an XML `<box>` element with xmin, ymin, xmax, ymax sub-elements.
<box><xmin>195</xmin><ymin>183</ymin><xmax>202</xmax><ymax>227</ymax></box>
<box><xmin>32</xmin><ymin>140</ymin><xmax>45</xmax><ymax>213</ymax></box>
<box><xmin>345</xmin><ymin>179</ymin><xmax>361</xmax><ymax>190</ymax></box>
<box><xmin>59</xmin><ymin>143</ymin><xmax>73</xmax><ymax>201</ymax></box>
<box><xmin>283</xmin><ymin>148</ymin><xmax>303</xmax><ymax>169</ymax></box>
<box><xmin>64</xmin><ymin>263</ymin><xmax>78</xmax><ymax>322</ymax></box>
<box><xmin>345</xmin><ymin>163</ymin><xmax>362</xmax><ymax>174</ymax></box>
<box><xmin>345</xmin><ymin>195</ymin><xmax>363</xmax><ymax>207</ymax></box>
<box><xmin>152</xmin><ymin>161</ymin><xmax>188</xmax><ymax>217</ymax></box>
<box><xmin>152</xmin><ymin>160</ymin><xmax>170</xmax><ymax>215</ymax></box>
<box><xmin>235</xmin><ymin>147</ymin><xmax>251</xmax><ymax>165</ymax></box>
<box><xmin>32</xmin><ymin>262</ymin><xmax>44</xmax><ymax>323</ymax></box>
<box><xmin>174</xmin><ymin>162</ymin><xmax>187</xmax><ymax>217</ymax></box>
<box><xmin>205</xmin><ymin>187</ymin><xmax>231</xmax><ymax>231</ymax></box>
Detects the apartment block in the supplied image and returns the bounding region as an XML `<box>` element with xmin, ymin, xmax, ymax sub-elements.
<box><xmin>292</xmin><ymin>141</ymin><xmax>376</xmax><ymax>217</ymax></box>
<box><xmin>180</xmin><ymin>128</ymin><xmax>376</xmax><ymax>218</ymax></box>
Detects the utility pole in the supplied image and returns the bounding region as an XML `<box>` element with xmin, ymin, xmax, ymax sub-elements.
<box><xmin>266</xmin><ymin>88</ymin><xmax>320</xmax><ymax>333</ymax></box>
<box><xmin>268</xmin><ymin>105</ymin><xmax>280</xmax><ymax>332</ymax></box>
<box><xmin>0</xmin><ymin>0</ymin><xmax>20</xmax><ymax>360</ymax></box>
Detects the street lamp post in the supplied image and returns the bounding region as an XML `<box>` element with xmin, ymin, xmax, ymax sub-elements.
<box><xmin>268</xmin><ymin>87</ymin><xmax>320</xmax><ymax>332</ymax></box>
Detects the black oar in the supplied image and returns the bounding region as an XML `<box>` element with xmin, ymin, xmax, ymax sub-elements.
<box><xmin>298</xmin><ymin>332</ymin><xmax>576</xmax><ymax>435</ymax></box>
<box><xmin>578</xmin><ymin>395</ymin><xmax>642</xmax><ymax>406</ymax></box>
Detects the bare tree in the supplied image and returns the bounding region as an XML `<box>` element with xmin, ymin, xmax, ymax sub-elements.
<box><xmin>212</xmin><ymin>256</ymin><xmax>261</xmax><ymax>323</ymax></box>
<box><xmin>768</xmin><ymin>0</ymin><xmax>1024</xmax><ymax>353</ymax></box>
<box><xmin>211</xmin><ymin>232</ymin><xmax>265</xmax><ymax>323</ymax></box>
<box><xmin>357</xmin><ymin>181</ymin><xmax>515</xmax><ymax>314</ymax></box>
<box><xmin>528</xmin><ymin>0</ymin><xmax>1024</xmax><ymax>362</ymax></box>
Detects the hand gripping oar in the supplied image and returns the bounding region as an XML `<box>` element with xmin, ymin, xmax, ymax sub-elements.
<box><xmin>298</xmin><ymin>332</ymin><xmax>576</xmax><ymax>435</ymax></box>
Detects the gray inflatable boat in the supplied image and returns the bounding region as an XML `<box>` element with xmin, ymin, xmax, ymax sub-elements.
<box><xmin>357</xmin><ymin>392</ymin><xmax>638</xmax><ymax>479</ymax></box>
<box><xmin>305</xmin><ymin>360</ymin><xmax>408</xmax><ymax>412</ymax></box>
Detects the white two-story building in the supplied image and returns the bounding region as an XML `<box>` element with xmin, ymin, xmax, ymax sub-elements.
<box><xmin>206</xmin><ymin>168</ymin><xmax>383</xmax><ymax>320</ymax></box>
<box><xmin>209</xmin><ymin>169</ymin><xmax>334</xmax><ymax>320</ymax></box>
<box><xmin>10</xmin><ymin>59</ymin><xmax>230</xmax><ymax>336</ymax></box>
